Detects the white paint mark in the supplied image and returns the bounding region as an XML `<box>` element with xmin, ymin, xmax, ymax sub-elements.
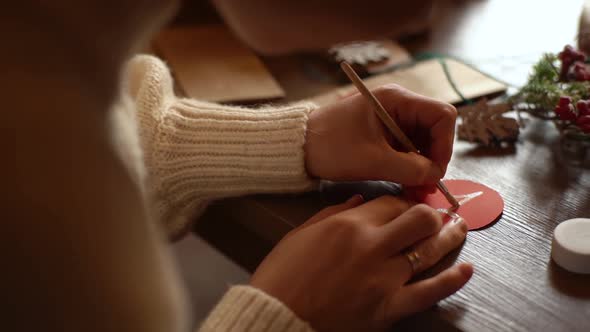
<box><xmin>437</xmin><ymin>191</ymin><xmax>484</xmax><ymax>221</ymax></box>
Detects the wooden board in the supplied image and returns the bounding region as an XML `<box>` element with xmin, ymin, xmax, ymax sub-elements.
<box><xmin>198</xmin><ymin>121</ymin><xmax>590</xmax><ymax>332</ymax></box>
<box><xmin>190</xmin><ymin>0</ymin><xmax>590</xmax><ymax>331</ymax></box>
<box><xmin>153</xmin><ymin>25</ymin><xmax>285</xmax><ymax>103</ymax></box>
<box><xmin>311</xmin><ymin>58</ymin><xmax>507</xmax><ymax>106</ymax></box>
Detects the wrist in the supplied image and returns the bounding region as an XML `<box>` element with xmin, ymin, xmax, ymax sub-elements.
<box><xmin>303</xmin><ymin>108</ymin><xmax>322</xmax><ymax>179</ymax></box>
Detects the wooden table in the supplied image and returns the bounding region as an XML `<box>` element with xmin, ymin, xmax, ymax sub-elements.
<box><xmin>194</xmin><ymin>0</ymin><xmax>590</xmax><ymax>330</ymax></box>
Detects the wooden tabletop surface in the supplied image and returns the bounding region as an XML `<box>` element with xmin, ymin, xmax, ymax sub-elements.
<box><xmin>194</xmin><ymin>0</ymin><xmax>590</xmax><ymax>331</ymax></box>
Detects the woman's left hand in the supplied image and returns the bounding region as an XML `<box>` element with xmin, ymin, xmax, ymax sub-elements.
<box><xmin>304</xmin><ymin>84</ymin><xmax>457</xmax><ymax>186</ymax></box>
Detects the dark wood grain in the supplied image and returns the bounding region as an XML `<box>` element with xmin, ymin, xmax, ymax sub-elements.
<box><xmin>199</xmin><ymin>120</ymin><xmax>590</xmax><ymax>331</ymax></box>
<box><xmin>195</xmin><ymin>0</ymin><xmax>590</xmax><ymax>331</ymax></box>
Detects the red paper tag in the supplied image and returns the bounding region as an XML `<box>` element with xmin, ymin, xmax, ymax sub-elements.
<box><xmin>421</xmin><ymin>179</ymin><xmax>504</xmax><ymax>230</ymax></box>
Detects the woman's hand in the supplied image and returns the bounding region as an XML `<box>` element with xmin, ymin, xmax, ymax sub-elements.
<box><xmin>304</xmin><ymin>84</ymin><xmax>457</xmax><ymax>186</ymax></box>
<box><xmin>251</xmin><ymin>195</ymin><xmax>472</xmax><ymax>332</ymax></box>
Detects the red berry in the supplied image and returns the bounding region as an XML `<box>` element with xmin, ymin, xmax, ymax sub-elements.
<box><xmin>559</xmin><ymin>96</ymin><xmax>572</xmax><ymax>106</ymax></box>
<box><xmin>559</xmin><ymin>46</ymin><xmax>571</xmax><ymax>61</ymax></box>
<box><xmin>555</xmin><ymin>105</ymin><xmax>566</xmax><ymax>115</ymax></box>
<box><xmin>559</xmin><ymin>45</ymin><xmax>586</xmax><ymax>62</ymax></box>
<box><xmin>558</xmin><ymin>46</ymin><xmax>586</xmax><ymax>80</ymax></box>
<box><xmin>577</xmin><ymin>115</ymin><xmax>590</xmax><ymax>126</ymax></box>
<box><xmin>556</xmin><ymin>106</ymin><xmax>577</xmax><ymax>121</ymax></box>
<box><xmin>579</xmin><ymin>124</ymin><xmax>590</xmax><ymax>133</ymax></box>
<box><xmin>573</xmin><ymin>62</ymin><xmax>590</xmax><ymax>81</ymax></box>
<box><xmin>555</xmin><ymin>96</ymin><xmax>578</xmax><ymax>121</ymax></box>
<box><xmin>578</xmin><ymin>100</ymin><xmax>590</xmax><ymax>116</ymax></box>
<box><xmin>566</xmin><ymin>112</ymin><xmax>577</xmax><ymax>121</ymax></box>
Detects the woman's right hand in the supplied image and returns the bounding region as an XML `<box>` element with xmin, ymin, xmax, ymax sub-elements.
<box><xmin>250</xmin><ymin>195</ymin><xmax>472</xmax><ymax>332</ymax></box>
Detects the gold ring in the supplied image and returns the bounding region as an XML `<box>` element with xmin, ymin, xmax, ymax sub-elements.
<box><xmin>404</xmin><ymin>249</ymin><xmax>422</xmax><ymax>274</ymax></box>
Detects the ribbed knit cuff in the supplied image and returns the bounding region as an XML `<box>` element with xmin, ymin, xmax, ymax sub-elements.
<box><xmin>156</xmin><ymin>99</ymin><xmax>317</xmax><ymax>237</ymax></box>
<box><xmin>199</xmin><ymin>286</ymin><xmax>313</xmax><ymax>332</ymax></box>
<box><xmin>124</xmin><ymin>55</ymin><xmax>318</xmax><ymax>238</ymax></box>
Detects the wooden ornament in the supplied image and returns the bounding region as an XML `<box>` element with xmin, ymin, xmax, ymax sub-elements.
<box><xmin>329</xmin><ymin>41</ymin><xmax>390</xmax><ymax>66</ymax></box>
<box><xmin>326</xmin><ymin>40</ymin><xmax>412</xmax><ymax>77</ymax></box>
<box><xmin>457</xmin><ymin>99</ymin><xmax>519</xmax><ymax>146</ymax></box>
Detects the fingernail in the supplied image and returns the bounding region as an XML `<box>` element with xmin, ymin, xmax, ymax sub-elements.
<box><xmin>427</xmin><ymin>164</ymin><xmax>445</xmax><ymax>183</ymax></box>
<box><xmin>452</xmin><ymin>216</ymin><xmax>468</xmax><ymax>232</ymax></box>
<box><xmin>347</xmin><ymin>194</ymin><xmax>364</xmax><ymax>205</ymax></box>
<box><xmin>458</xmin><ymin>263</ymin><xmax>474</xmax><ymax>279</ymax></box>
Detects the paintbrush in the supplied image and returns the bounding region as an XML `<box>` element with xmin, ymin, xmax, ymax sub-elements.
<box><xmin>340</xmin><ymin>61</ymin><xmax>460</xmax><ymax>209</ymax></box>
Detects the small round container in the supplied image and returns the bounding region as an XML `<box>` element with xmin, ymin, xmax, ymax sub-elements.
<box><xmin>551</xmin><ymin>218</ymin><xmax>590</xmax><ymax>274</ymax></box>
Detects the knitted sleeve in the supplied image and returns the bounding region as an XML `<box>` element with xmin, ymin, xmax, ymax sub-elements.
<box><xmin>123</xmin><ymin>55</ymin><xmax>317</xmax><ymax>238</ymax></box>
<box><xmin>198</xmin><ymin>286</ymin><xmax>313</xmax><ymax>332</ymax></box>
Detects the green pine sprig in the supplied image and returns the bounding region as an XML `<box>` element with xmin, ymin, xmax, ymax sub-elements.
<box><xmin>510</xmin><ymin>53</ymin><xmax>590</xmax><ymax>114</ymax></box>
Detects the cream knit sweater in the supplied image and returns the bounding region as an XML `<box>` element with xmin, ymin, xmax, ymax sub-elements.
<box><xmin>5</xmin><ymin>2</ymin><xmax>318</xmax><ymax>329</ymax></box>
<box><xmin>118</xmin><ymin>54</ymin><xmax>316</xmax><ymax>331</ymax></box>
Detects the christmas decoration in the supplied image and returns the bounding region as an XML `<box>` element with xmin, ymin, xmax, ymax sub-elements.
<box><xmin>328</xmin><ymin>41</ymin><xmax>390</xmax><ymax>67</ymax></box>
<box><xmin>557</xmin><ymin>45</ymin><xmax>585</xmax><ymax>81</ymax></box>
<box><xmin>509</xmin><ymin>45</ymin><xmax>590</xmax><ymax>141</ymax></box>
<box><xmin>456</xmin><ymin>44</ymin><xmax>590</xmax><ymax>163</ymax></box>
<box><xmin>504</xmin><ymin>45</ymin><xmax>590</xmax><ymax>166</ymax></box>
<box><xmin>510</xmin><ymin>49</ymin><xmax>589</xmax><ymax>115</ymax></box>
<box><xmin>457</xmin><ymin>99</ymin><xmax>519</xmax><ymax>146</ymax></box>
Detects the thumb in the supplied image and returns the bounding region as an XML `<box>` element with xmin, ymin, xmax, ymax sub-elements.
<box><xmin>379</xmin><ymin>151</ymin><xmax>444</xmax><ymax>186</ymax></box>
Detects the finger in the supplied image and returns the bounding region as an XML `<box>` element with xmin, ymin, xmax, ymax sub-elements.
<box><xmin>391</xmin><ymin>214</ymin><xmax>468</xmax><ymax>281</ymax></box>
<box><xmin>388</xmin><ymin>263</ymin><xmax>473</xmax><ymax>321</ymax></box>
<box><xmin>340</xmin><ymin>195</ymin><xmax>413</xmax><ymax>226</ymax></box>
<box><xmin>300</xmin><ymin>194</ymin><xmax>364</xmax><ymax>228</ymax></box>
<box><xmin>379</xmin><ymin>204</ymin><xmax>443</xmax><ymax>254</ymax></box>
<box><xmin>378</xmin><ymin>150</ymin><xmax>444</xmax><ymax>185</ymax></box>
<box><xmin>373</xmin><ymin>85</ymin><xmax>457</xmax><ymax>168</ymax></box>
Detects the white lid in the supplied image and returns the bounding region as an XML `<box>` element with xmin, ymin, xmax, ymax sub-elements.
<box><xmin>551</xmin><ymin>218</ymin><xmax>590</xmax><ymax>274</ymax></box>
